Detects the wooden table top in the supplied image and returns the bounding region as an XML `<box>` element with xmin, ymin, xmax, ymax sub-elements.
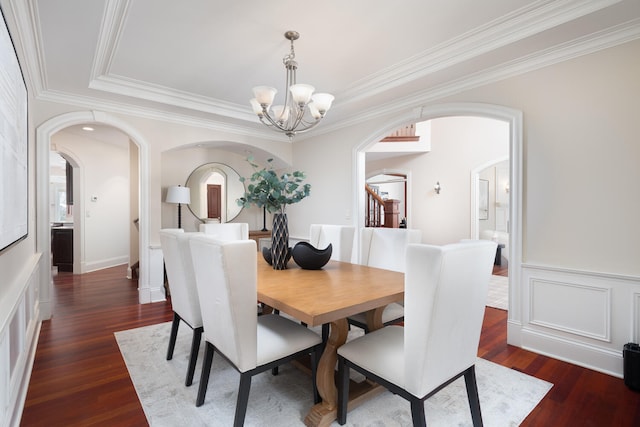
<box><xmin>257</xmin><ymin>259</ymin><xmax>404</xmax><ymax>327</ymax></box>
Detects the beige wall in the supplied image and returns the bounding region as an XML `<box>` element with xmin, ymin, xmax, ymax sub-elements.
<box><xmin>293</xmin><ymin>38</ymin><xmax>640</xmax><ymax>276</ymax></box>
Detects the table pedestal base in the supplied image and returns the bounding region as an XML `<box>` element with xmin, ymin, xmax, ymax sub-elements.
<box><xmin>304</xmin><ymin>307</ymin><xmax>387</xmax><ymax>427</ymax></box>
<box><xmin>304</xmin><ymin>381</ymin><xmax>386</xmax><ymax>427</ymax></box>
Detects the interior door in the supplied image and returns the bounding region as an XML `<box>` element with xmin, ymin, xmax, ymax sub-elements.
<box><xmin>207</xmin><ymin>184</ymin><xmax>222</xmax><ymax>220</ymax></box>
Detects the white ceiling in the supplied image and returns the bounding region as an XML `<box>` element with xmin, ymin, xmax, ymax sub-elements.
<box><xmin>5</xmin><ymin>0</ymin><xmax>640</xmax><ymax>143</ymax></box>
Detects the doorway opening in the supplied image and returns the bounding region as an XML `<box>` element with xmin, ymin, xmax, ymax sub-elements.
<box><xmin>354</xmin><ymin>103</ymin><xmax>522</xmax><ymax>320</ymax></box>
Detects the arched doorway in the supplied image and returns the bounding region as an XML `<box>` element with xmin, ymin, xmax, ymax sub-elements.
<box><xmin>36</xmin><ymin>111</ymin><xmax>152</xmax><ymax>319</ymax></box>
<box><xmin>353</xmin><ymin>103</ymin><xmax>522</xmax><ymax>333</ymax></box>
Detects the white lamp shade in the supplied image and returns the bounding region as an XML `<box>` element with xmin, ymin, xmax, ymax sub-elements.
<box><xmin>250</xmin><ymin>98</ymin><xmax>264</xmax><ymax>116</ymax></box>
<box><xmin>311</xmin><ymin>93</ymin><xmax>334</xmax><ymax>113</ymax></box>
<box><xmin>272</xmin><ymin>105</ymin><xmax>290</xmax><ymax>122</ymax></box>
<box><xmin>289</xmin><ymin>84</ymin><xmax>315</xmax><ymax>105</ymax></box>
<box><xmin>252</xmin><ymin>86</ymin><xmax>277</xmax><ymax>106</ymax></box>
<box><xmin>165</xmin><ymin>186</ymin><xmax>190</xmax><ymax>204</ymax></box>
<box><xmin>308</xmin><ymin>102</ymin><xmax>322</xmax><ymax>120</ymax></box>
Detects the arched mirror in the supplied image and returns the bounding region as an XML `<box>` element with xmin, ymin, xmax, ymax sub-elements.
<box><xmin>185</xmin><ymin>162</ymin><xmax>245</xmax><ymax>223</ymax></box>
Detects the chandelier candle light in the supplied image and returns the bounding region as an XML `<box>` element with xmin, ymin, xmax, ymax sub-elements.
<box><xmin>250</xmin><ymin>31</ymin><xmax>334</xmax><ymax>140</ymax></box>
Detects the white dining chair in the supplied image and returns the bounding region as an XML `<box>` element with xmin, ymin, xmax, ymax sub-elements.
<box><xmin>199</xmin><ymin>222</ymin><xmax>249</xmax><ymax>240</ymax></box>
<box><xmin>159</xmin><ymin>228</ymin><xmax>203</xmax><ymax>386</ymax></box>
<box><xmin>308</xmin><ymin>224</ymin><xmax>355</xmax><ymax>263</ymax></box>
<box><xmin>188</xmin><ymin>235</ymin><xmax>323</xmax><ymax>425</ymax></box>
<box><xmin>348</xmin><ymin>227</ymin><xmax>421</xmax><ymax>331</ymax></box>
<box><xmin>337</xmin><ymin>240</ymin><xmax>497</xmax><ymax>427</ymax></box>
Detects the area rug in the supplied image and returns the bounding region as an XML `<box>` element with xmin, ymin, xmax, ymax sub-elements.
<box><xmin>115</xmin><ymin>322</ymin><xmax>551</xmax><ymax>427</ymax></box>
<box><xmin>487</xmin><ymin>275</ymin><xmax>509</xmax><ymax>310</ymax></box>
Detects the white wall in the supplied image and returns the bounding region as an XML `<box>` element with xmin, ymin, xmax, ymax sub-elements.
<box><xmin>51</xmin><ymin>131</ymin><xmax>130</xmax><ymax>272</ymax></box>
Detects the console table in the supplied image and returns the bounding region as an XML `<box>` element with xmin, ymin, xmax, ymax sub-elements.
<box><xmin>249</xmin><ymin>230</ymin><xmax>271</xmax><ymax>250</ymax></box>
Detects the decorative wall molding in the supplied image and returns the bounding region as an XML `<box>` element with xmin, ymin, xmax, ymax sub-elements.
<box><xmin>519</xmin><ymin>263</ymin><xmax>640</xmax><ymax>377</ymax></box>
<box><xmin>0</xmin><ymin>254</ymin><xmax>41</xmax><ymax>427</ymax></box>
<box><xmin>529</xmin><ymin>278</ymin><xmax>611</xmax><ymax>342</ymax></box>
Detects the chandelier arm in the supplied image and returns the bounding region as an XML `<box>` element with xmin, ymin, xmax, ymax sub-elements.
<box><xmin>260</xmin><ymin>110</ymin><xmax>290</xmax><ymax>131</ymax></box>
<box><xmin>283</xmin><ymin>105</ymin><xmax>304</xmax><ymax>131</ymax></box>
<box><xmin>287</xmin><ymin>117</ymin><xmax>323</xmax><ymax>134</ymax></box>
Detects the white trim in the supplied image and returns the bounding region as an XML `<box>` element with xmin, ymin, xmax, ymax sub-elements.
<box><xmin>36</xmin><ymin>111</ymin><xmax>155</xmax><ymax>309</ymax></box>
<box><xmin>470</xmin><ymin>155</ymin><xmax>509</xmax><ymax>239</ymax></box>
<box><xmin>353</xmin><ymin>102</ymin><xmax>523</xmax><ymax>343</ymax></box>
<box><xmin>519</xmin><ymin>264</ymin><xmax>640</xmax><ymax>377</ymax></box>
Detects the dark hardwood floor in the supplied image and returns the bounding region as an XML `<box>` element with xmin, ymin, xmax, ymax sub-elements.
<box><xmin>20</xmin><ymin>264</ymin><xmax>640</xmax><ymax>426</ymax></box>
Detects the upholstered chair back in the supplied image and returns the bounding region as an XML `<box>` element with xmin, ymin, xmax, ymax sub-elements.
<box><xmin>403</xmin><ymin>240</ymin><xmax>496</xmax><ymax>397</ymax></box>
<box><xmin>199</xmin><ymin>222</ymin><xmax>249</xmax><ymax>240</ymax></box>
<box><xmin>189</xmin><ymin>235</ymin><xmax>258</xmax><ymax>372</ymax></box>
<box><xmin>309</xmin><ymin>224</ymin><xmax>356</xmax><ymax>262</ymax></box>
<box><xmin>159</xmin><ymin>229</ymin><xmax>202</xmax><ymax>328</ymax></box>
<box><xmin>359</xmin><ymin>228</ymin><xmax>422</xmax><ymax>272</ymax></box>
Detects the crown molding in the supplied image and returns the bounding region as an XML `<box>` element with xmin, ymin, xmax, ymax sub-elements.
<box><xmin>314</xmin><ymin>17</ymin><xmax>640</xmax><ymax>138</ymax></box>
<box><xmin>336</xmin><ymin>0</ymin><xmax>623</xmax><ymax>106</ymax></box>
<box><xmin>8</xmin><ymin>0</ymin><xmax>637</xmax><ymax>144</ymax></box>
<box><xmin>35</xmin><ymin>88</ymin><xmax>285</xmax><ymax>141</ymax></box>
<box><xmin>88</xmin><ymin>74</ymin><xmax>257</xmax><ymax>123</ymax></box>
<box><xmin>90</xmin><ymin>0</ymin><xmax>129</xmax><ymax>82</ymax></box>
<box><xmin>7</xmin><ymin>0</ymin><xmax>47</xmax><ymax>94</ymax></box>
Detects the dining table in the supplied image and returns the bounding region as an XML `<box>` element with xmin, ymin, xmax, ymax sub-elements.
<box><xmin>257</xmin><ymin>258</ymin><xmax>405</xmax><ymax>427</ymax></box>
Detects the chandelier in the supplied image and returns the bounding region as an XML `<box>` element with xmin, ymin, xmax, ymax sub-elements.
<box><xmin>250</xmin><ymin>31</ymin><xmax>334</xmax><ymax>140</ymax></box>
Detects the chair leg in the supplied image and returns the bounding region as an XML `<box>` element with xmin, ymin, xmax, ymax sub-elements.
<box><xmin>410</xmin><ymin>398</ymin><xmax>427</xmax><ymax>427</ymax></box>
<box><xmin>464</xmin><ymin>365</ymin><xmax>483</xmax><ymax>427</ymax></box>
<box><xmin>195</xmin><ymin>342</ymin><xmax>214</xmax><ymax>407</ymax></box>
<box><xmin>234</xmin><ymin>373</ymin><xmax>252</xmax><ymax>427</ymax></box>
<box><xmin>337</xmin><ymin>356</ymin><xmax>350</xmax><ymax>425</ymax></box>
<box><xmin>321</xmin><ymin>323</ymin><xmax>329</xmax><ymax>343</ymax></box>
<box><xmin>166</xmin><ymin>312</ymin><xmax>180</xmax><ymax>360</ymax></box>
<box><xmin>271</xmin><ymin>366</ymin><xmax>279</xmax><ymax>376</ymax></box>
<box><xmin>310</xmin><ymin>345</ymin><xmax>320</xmax><ymax>404</ymax></box>
<box><xmin>185</xmin><ymin>327</ymin><xmax>203</xmax><ymax>386</ymax></box>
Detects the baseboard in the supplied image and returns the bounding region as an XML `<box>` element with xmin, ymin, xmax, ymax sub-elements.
<box><xmin>7</xmin><ymin>320</ymin><xmax>41</xmax><ymax>427</ymax></box>
<box><xmin>138</xmin><ymin>286</ymin><xmax>166</xmax><ymax>304</ymax></box>
<box><xmin>521</xmin><ymin>327</ymin><xmax>623</xmax><ymax>378</ymax></box>
<box><xmin>83</xmin><ymin>256</ymin><xmax>129</xmax><ymax>273</ymax></box>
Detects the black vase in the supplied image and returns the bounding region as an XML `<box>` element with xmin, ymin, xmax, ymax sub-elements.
<box><xmin>292</xmin><ymin>242</ymin><xmax>332</xmax><ymax>270</ymax></box>
<box><xmin>271</xmin><ymin>213</ymin><xmax>289</xmax><ymax>270</ymax></box>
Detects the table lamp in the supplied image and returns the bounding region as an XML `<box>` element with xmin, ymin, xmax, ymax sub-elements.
<box><xmin>165</xmin><ymin>185</ymin><xmax>191</xmax><ymax>228</ymax></box>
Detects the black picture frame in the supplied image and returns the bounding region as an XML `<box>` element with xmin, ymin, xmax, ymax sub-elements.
<box><xmin>0</xmin><ymin>6</ymin><xmax>28</xmax><ymax>253</ymax></box>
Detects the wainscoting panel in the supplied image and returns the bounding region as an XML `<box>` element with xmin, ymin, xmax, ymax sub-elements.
<box><xmin>529</xmin><ymin>279</ymin><xmax>610</xmax><ymax>341</ymax></box>
<box><xmin>0</xmin><ymin>254</ymin><xmax>42</xmax><ymax>427</ymax></box>
<box><xmin>520</xmin><ymin>264</ymin><xmax>640</xmax><ymax>378</ymax></box>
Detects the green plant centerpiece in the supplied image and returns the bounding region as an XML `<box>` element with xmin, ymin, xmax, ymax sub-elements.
<box><xmin>237</xmin><ymin>157</ymin><xmax>311</xmax><ymax>269</ymax></box>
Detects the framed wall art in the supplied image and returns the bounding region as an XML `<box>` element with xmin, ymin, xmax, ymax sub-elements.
<box><xmin>0</xmin><ymin>7</ymin><xmax>28</xmax><ymax>252</ymax></box>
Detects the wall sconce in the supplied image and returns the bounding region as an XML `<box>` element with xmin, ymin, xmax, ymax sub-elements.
<box><xmin>505</xmin><ymin>183</ymin><xmax>510</xmax><ymax>193</ymax></box>
<box><xmin>434</xmin><ymin>181</ymin><xmax>441</xmax><ymax>194</ymax></box>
